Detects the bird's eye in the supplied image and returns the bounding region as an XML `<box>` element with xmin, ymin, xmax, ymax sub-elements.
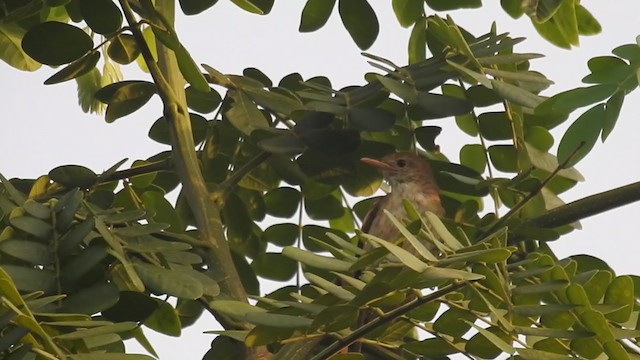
<box><xmin>396</xmin><ymin>159</ymin><xmax>407</xmax><ymax>167</ymax></box>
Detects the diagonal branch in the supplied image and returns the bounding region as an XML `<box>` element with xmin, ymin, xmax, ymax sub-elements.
<box><xmin>309</xmin><ymin>281</ymin><xmax>470</xmax><ymax>360</ymax></box>
<box><xmin>521</xmin><ymin>180</ymin><xmax>640</xmax><ymax>237</ymax></box>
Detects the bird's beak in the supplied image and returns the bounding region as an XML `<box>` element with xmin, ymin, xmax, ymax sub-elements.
<box><xmin>361</xmin><ymin>157</ymin><xmax>395</xmax><ymax>172</ymax></box>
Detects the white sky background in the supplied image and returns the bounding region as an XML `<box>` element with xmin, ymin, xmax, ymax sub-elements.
<box><xmin>2</xmin><ymin>1</ymin><xmax>640</xmax><ymax>358</ymax></box>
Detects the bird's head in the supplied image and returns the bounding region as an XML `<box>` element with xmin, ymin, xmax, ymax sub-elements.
<box><xmin>360</xmin><ymin>152</ymin><xmax>437</xmax><ymax>187</ymax></box>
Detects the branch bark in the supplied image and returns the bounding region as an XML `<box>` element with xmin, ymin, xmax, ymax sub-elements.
<box><xmin>523</xmin><ymin>180</ymin><xmax>640</xmax><ymax>233</ymax></box>
<box><xmin>120</xmin><ymin>0</ymin><xmax>248</xmax><ymax>327</ymax></box>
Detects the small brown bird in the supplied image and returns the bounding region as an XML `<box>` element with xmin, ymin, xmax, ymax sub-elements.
<box><xmin>360</xmin><ymin>152</ymin><xmax>445</xmax><ymax>242</ymax></box>
<box><xmin>351</xmin><ymin>152</ymin><xmax>445</xmax><ymax>358</ymax></box>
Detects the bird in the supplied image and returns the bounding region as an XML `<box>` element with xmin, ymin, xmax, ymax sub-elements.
<box><xmin>360</xmin><ymin>151</ymin><xmax>445</xmax><ymax>246</ymax></box>
<box><xmin>348</xmin><ymin>151</ymin><xmax>446</xmax><ymax>359</ymax></box>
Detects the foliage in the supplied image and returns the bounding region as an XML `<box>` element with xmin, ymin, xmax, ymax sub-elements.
<box><xmin>0</xmin><ymin>0</ymin><xmax>639</xmax><ymax>359</ymax></box>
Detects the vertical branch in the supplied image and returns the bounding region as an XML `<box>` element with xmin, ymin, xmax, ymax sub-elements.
<box><xmin>153</xmin><ymin>0</ymin><xmax>248</xmax><ymax>307</ymax></box>
<box><xmin>120</xmin><ymin>0</ymin><xmax>248</xmax><ymax>323</ymax></box>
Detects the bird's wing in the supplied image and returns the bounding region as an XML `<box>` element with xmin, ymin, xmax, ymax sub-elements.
<box><xmin>361</xmin><ymin>196</ymin><xmax>384</xmax><ymax>234</ymax></box>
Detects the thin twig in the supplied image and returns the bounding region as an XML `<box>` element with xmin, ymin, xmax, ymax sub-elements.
<box><xmin>310</xmin><ymin>281</ymin><xmax>469</xmax><ymax>360</ymax></box>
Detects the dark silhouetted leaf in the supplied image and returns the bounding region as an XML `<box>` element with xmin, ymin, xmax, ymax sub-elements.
<box><xmin>44</xmin><ymin>51</ymin><xmax>100</xmax><ymax>85</ymax></box>
<box><xmin>252</xmin><ymin>252</ymin><xmax>297</xmax><ymax>281</ymax></box>
<box><xmin>79</xmin><ymin>0</ymin><xmax>122</xmax><ymax>35</ymax></box>
<box><xmin>264</xmin><ymin>187</ymin><xmax>301</xmax><ymax>218</ymax></box>
<box><xmin>347</xmin><ymin>107</ymin><xmax>394</xmax><ymax>131</ymax></box>
<box><xmin>300</xmin><ymin>0</ymin><xmax>336</xmax><ymax>32</ymax></box>
<box><xmin>338</xmin><ymin>0</ymin><xmax>379</xmax><ymax>50</ymax></box>
<box><xmin>179</xmin><ymin>0</ymin><xmax>218</xmax><ymax>15</ymax></box>
<box><xmin>49</xmin><ymin>165</ymin><xmax>98</xmax><ymax>189</ymax></box>
<box><xmin>148</xmin><ymin>113</ymin><xmax>208</xmax><ymax>145</ymax></box>
<box><xmin>22</xmin><ymin>22</ymin><xmax>93</xmax><ymax>66</ymax></box>
<box><xmin>230</xmin><ymin>0</ymin><xmax>274</xmax><ymax>14</ymax></box>
<box><xmin>425</xmin><ymin>0</ymin><xmax>481</xmax><ymax>11</ymax></box>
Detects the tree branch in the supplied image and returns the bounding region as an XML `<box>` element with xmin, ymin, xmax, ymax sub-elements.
<box><xmin>522</xmin><ymin>180</ymin><xmax>640</xmax><ymax>236</ymax></box>
<box><xmin>120</xmin><ymin>0</ymin><xmax>249</xmax><ymax>330</ymax></box>
<box><xmin>309</xmin><ymin>281</ymin><xmax>469</xmax><ymax>360</ymax></box>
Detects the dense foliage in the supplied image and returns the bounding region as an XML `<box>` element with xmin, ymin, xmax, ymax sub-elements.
<box><xmin>1</xmin><ymin>0</ymin><xmax>640</xmax><ymax>359</ymax></box>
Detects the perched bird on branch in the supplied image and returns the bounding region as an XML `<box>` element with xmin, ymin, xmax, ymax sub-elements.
<box><xmin>360</xmin><ymin>151</ymin><xmax>445</xmax><ymax>244</ymax></box>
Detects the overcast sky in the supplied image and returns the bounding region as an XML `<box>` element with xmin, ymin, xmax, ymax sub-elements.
<box><xmin>2</xmin><ymin>1</ymin><xmax>640</xmax><ymax>358</ymax></box>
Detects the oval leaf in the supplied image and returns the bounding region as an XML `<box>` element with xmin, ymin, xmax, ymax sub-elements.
<box><xmin>22</xmin><ymin>21</ymin><xmax>93</xmax><ymax>66</ymax></box>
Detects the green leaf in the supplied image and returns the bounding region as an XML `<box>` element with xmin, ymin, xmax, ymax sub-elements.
<box><xmin>0</xmin><ymin>23</ymin><xmax>41</xmax><ymax>71</ymax></box>
<box><xmin>209</xmin><ymin>300</ymin><xmax>266</xmax><ymax>320</ymax></box>
<box><xmin>10</xmin><ymin>215</ymin><xmax>53</xmax><ymax>239</ymax></box>
<box><xmin>392</xmin><ymin>0</ymin><xmax>423</xmax><ymax>27</ymax></box>
<box><xmin>175</xmin><ymin>45</ymin><xmax>209</xmax><ymax>92</ymax></box>
<box><xmin>107</xmin><ymin>34</ymin><xmax>140</xmax><ymax>65</ymax></box>
<box><xmin>243</xmin><ymin>87</ymin><xmax>304</xmax><ymax>116</ymax></box>
<box><xmin>557</xmin><ymin>104</ymin><xmax>605</xmax><ymax>168</ymax></box>
<box><xmin>134</xmin><ymin>262</ymin><xmax>204</xmax><ymax>299</ymax></box>
<box><xmin>102</xmin><ymin>291</ymin><xmax>159</xmax><ymax>322</ymax></box>
<box><xmin>70</xmin><ymin>354</ymin><xmax>155</xmax><ymax>360</ymax></box>
<box><xmin>95</xmin><ymin>81</ymin><xmax>157</xmax><ymax>122</ymax></box>
<box><xmin>415</xmin><ymin>92</ymin><xmax>473</xmax><ymax>118</ymax></box>
<box><xmin>488</xmin><ymin>145</ymin><xmax>518</xmax><ymax>173</ymax></box>
<box><xmin>78</xmin><ymin>0</ymin><xmax>122</xmax><ymax>35</ymax></box>
<box><xmin>230</xmin><ymin>0</ymin><xmax>274</xmax><ymax>14</ymax></box>
<box><xmin>22</xmin><ymin>21</ymin><xmax>93</xmax><ymax>66</ymax></box>
<box><xmin>338</xmin><ymin>0</ymin><xmax>379</xmax><ymax>50</ymax></box>
<box><xmin>460</xmin><ymin>144</ymin><xmax>486</xmax><ymax>174</ymax></box>
<box><xmin>602</xmin><ymin>91</ymin><xmax>623</xmax><ymax>141</ymax></box>
<box><xmin>360</xmin><ymin>233</ymin><xmax>429</xmax><ymax>272</ymax></box>
<box><xmin>403</xmin><ymin>338</ymin><xmax>458</xmax><ymax>357</ymax></box>
<box><xmin>262</xmin><ymin>223</ymin><xmax>299</xmax><ymax>247</ymax></box>
<box><xmin>612</xmin><ymin>44</ymin><xmax>640</xmax><ymax>62</ymax></box>
<box><xmin>252</xmin><ymin>252</ymin><xmax>297</xmax><ymax>281</ymax></box>
<box><xmin>185</xmin><ymin>85</ymin><xmax>222</xmax><ymax>114</ymax></box>
<box><xmin>425</xmin><ymin>0</ymin><xmax>481</xmax><ymax>11</ymax></box>
<box><xmin>526</xmin><ymin>0</ymin><xmax>562</xmax><ymax>22</ymax></box>
<box><xmin>530</xmin><ymin>0</ymin><xmax>578</xmax><ymax>49</ymax></box>
<box><xmin>301</xmin><ymin>129</ymin><xmax>360</xmax><ymax>156</ymax></box>
<box><xmin>282</xmin><ymin>247</ymin><xmax>351</xmax><ymax>271</ymax></box>
<box><xmin>179</xmin><ymin>0</ymin><xmax>218</xmax><ymax>15</ymax></box>
<box><xmin>258</xmin><ymin>133</ymin><xmax>307</xmax><ymax>155</ymax></box>
<box><xmin>49</xmin><ymin>165</ymin><xmax>98</xmax><ymax>189</ymax></box>
<box><xmin>245</xmin><ymin>312</ymin><xmax>313</xmax><ymax>329</ymax></box>
<box><xmin>305</xmin><ymin>272</ymin><xmax>354</xmax><ymax>300</ymax></box>
<box><xmin>490</xmin><ymin>80</ymin><xmax>544</xmax><ymax>108</ymax></box>
<box><xmin>60</xmin><ymin>282</ymin><xmax>120</xmax><ymax>315</ymax></box>
<box><xmin>142</xmin><ymin>192</ymin><xmax>185</xmax><ymax>232</ymax></box>
<box><xmin>299</xmin><ymin>0</ymin><xmax>336</xmax><ymax>32</ymax></box>
<box><xmin>536</xmin><ymin>84</ymin><xmax>616</xmax><ymax>116</ymax></box>
<box><xmin>347</xmin><ymin>107</ymin><xmax>394</xmax><ymax>132</ymax></box>
<box><xmin>0</xmin><ymin>240</ymin><xmax>50</xmax><ymax>265</ymax></box>
<box><xmin>148</xmin><ymin>113</ymin><xmax>208</xmax><ymax>146</ymax></box>
<box><xmin>56</xmin><ymin>322</ymin><xmax>136</xmax><ymax>340</ymax></box>
<box><xmin>264</xmin><ymin>187</ymin><xmax>301</xmax><ymax>218</ymax></box>
<box><xmin>501</xmin><ymin>0</ymin><xmax>524</xmax><ymax>18</ymax></box>
<box><xmin>226</xmin><ymin>90</ymin><xmax>270</xmax><ymax>135</ymax></box>
<box><xmin>466</xmin><ymin>326</ymin><xmax>513</xmax><ymax>358</ymax></box>
<box><xmin>603</xmin><ymin>276</ymin><xmax>634</xmax><ymax>323</ymax></box>
<box><xmin>145</xmin><ymin>302</ymin><xmax>181</xmax><ymax>337</ymax></box>
<box><xmin>511</xmin><ymin>280</ymin><xmax>569</xmax><ymax>295</ymax></box>
<box><xmin>478</xmin><ymin>112</ymin><xmax>511</xmax><ymax>140</ymax></box>
<box><xmin>408</xmin><ymin>17</ymin><xmax>426</xmax><ymax>64</ymax></box>
<box><xmin>2</xmin><ymin>265</ymin><xmax>55</xmax><ymax>293</ymax></box>
<box><xmin>45</xmin><ymin>51</ymin><xmax>100</xmax><ymax>85</ymax></box>
<box><xmin>575</xmin><ymin>5</ymin><xmax>601</xmax><ymax>35</ymax></box>
<box><xmin>304</xmin><ymin>192</ymin><xmax>343</xmax><ymax>220</ymax></box>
